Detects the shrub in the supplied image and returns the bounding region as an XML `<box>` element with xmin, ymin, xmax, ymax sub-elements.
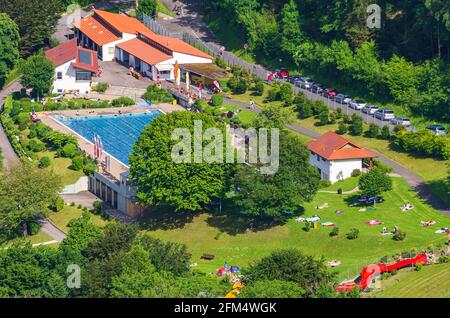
<box><xmin>49</xmin><ymin>197</ymin><xmax>65</xmax><ymax>212</ymax></box>
<box><xmin>210</xmin><ymin>93</ymin><xmax>224</xmax><ymax>106</ymax></box>
<box><xmin>303</xmin><ymin>222</ymin><xmax>311</xmax><ymax>232</ymax></box>
<box><xmin>337</xmin><ymin>188</ymin><xmax>343</xmax><ymax>195</ymax></box>
<box><xmin>38</xmin><ymin>156</ymin><xmax>51</xmax><ymax>168</ymax></box>
<box><xmin>27</xmin><ymin>221</ymin><xmax>40</xmax><ymax>236</ymax></box>
<box><xmin>414</xmin><ymin>264</ymin><xmax>423</xmax><ymax>271</ymax></box>
<box><xmin>329</xmin><ymin>112</ymin><xmax>337</xmax><ymax>124</ymax></box>
<box><xmin>111</xmin><ymin>97</ymin><xmax>135</xmax><ymax>106</ymax></box>
<box><xmin>279</xmin><ymin>83</ymin><xmax>294</xmax><ymax>105</ymax></box>
<box><xmin>366</xmin><ymin>124</ymin><xmax>379</xmax><ymax>138</ymax></box>
<box><xmin>311</xmin><ymin>100</ymin><xmax>327</xmax><ymax>115</ymax></box>
<box><xmin>439</xmin><ymin>256</ymin><xmax>449</xmax><ymax>263</ymax></box>
<box><xmin>296</xmin><ymin>101</ymin><xmax>313</xmax><ymax>119</ymax></box>
<box><xmin>329</xmin><ymin>227</ymin><xmax>339</xmax><ymax>237</ymax></box>
<box><xmin>28</xmin><ymin>139</ymin><xmax>45</xmax><ymax>152</ymax></box>
<box><xmin>142</xmin><ymin>84</ymin><xmax>173</xmax><ymax>103</ymax></box>
<box><xmin>71</xmin><ymin>155</ymin><xmax>84</xmax><ymax>171</ymax></box>
<box><xmin>346</xmin><ymin>228</ymin><xmax>359</xmax><ymax>240</ymax></box>
<box><xmin>319</xmin><ymin>179</ymin><xmax>331</xmax><ymax>188</ymax></box>
<box><xmin>228</xmin><ymin>76</ymin><xmax>249</xmax><ymax>94</ymax></box>
<box><xmin>28</xmin><ymin>129</ymin><xmax>37</xmax><ymax>139</ymax></box>
<box><xmin>394</xmin><ymin>130</ymin><xmax>450</xmax><ymax>160</ymax></box>
<box><xmin>83</xmin><ymin>160</ymin><xmax>97</xmax><ymax>176</ymax></box>
<box><xmin>254</xmin><ymin>80</ymin><xmax>264</xmax><ymax>96</ymax></box>
<box><xmin>16</xmin><ymin>112</ymin><xmax>30</xmax><ymax>130</ymax></box>
<box><xmin>351</xmin><ymin>169</ymin><xmax>361</xmax><ymax>177</ymax></box>
<box><xmin>336</xmin><ymin>121</ymin><xmax>348</xmax><ymax>135</ymax></box>
<box><xmin>60</xmin><ymin>143</ymin><xmax>79</xmax><ymax>158</ymax></box>
<box><xmin>95</xmin><ymin>82</ymin><xmax>109</xmax><ymax>93</ymax></box>
<box><xmin>350</xmin><ymin>114</ymin><xmax>363</xmax><ymax>136</ymax></box>
<box><xmin>393</xmin><ymin>230</ymin><xmax>406</xmax><ymax>241</ymax></box>
<box><xmin>317</xmin><ymin>110</ymin><xmax>329</xmax><ymax>126</ymax></box>
<box><xmin>267</xmin><ymin>82</ymin><xmax>280</xmax><ymax>102</ymax></box>
<box><xmin>380</xmin><ymin>125</ymin><xmax>390</xmax><ymax>140</ymax></box>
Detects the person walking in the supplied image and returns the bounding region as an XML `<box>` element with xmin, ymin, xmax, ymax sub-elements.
<box><xmin>249</xmin><ymin>99</ymin><xmax>255</xmax><ymax>110</ymax></box>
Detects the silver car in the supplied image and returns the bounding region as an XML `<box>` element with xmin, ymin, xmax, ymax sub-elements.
<box><xmin>362</xmin><ymin>105</ymin><xmax>378</xmax><ymax>115</ymax></box>
<box><xmin>350</xmin><ymin>100</ymin><xmax>367</xmax><ymax>110</ymax></box>
<box><xmin>374</xmin><ymin>109</ymin><xmax>395</xmax><ymax>121</ymax></box>
<box><xmin>390</xmin><ymin>117</ymin><xmax>411</xmax><ymax>126</ymax></box>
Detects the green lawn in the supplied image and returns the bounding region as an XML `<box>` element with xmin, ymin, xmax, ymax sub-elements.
<box><xmin>35</xmin><ymin>150</ymin><xmax>84</xmax><ymax>186</ymax></box>
<box><xmin>367</xmin><ymin>263</ymin><xmax>450</xmax><ymax>298</ymax></box>
<box><xmin>48</xmin><ymin>205</ymin><xmax>110</xmax><ymax>234</ymax></box>
<box><xmin>27</xmin><ymin>231</ymin><xmax>54</xmax><ymax>245</ymax></box>
<box><xmin>143</xmin><ymin>177</ymin><xmax>450</xmax><ymax>280</ymax></box>
<box><xmin>321</xmin><ymin>177</ymin><xmax>360</xmax><ymax>193</ymax></box>
<box><xmin>157</xmin><ymin>0</ymin><xmax>176</xmax><ymax>17</ymax></box>
<box><xmin>220</xmin><ymin>104</ymin><xmax>258</xmax><ymax>125</ymax></box>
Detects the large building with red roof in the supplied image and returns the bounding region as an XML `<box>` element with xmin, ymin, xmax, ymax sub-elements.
<box><xmin>305</xmin><ymin>131</ymin><xmax>377</xmax><ymax>183</ymax></box>
<box><xmin>73</xmin><ymin>10</ymin><xmax>213</xmax><ymax>81</ymax></box>
<box><xmin>45</xmin><ymin>38</ymin><xmax>99</xmax><ymax>94</ymax></box>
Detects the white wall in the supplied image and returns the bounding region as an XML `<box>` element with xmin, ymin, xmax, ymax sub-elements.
<box><xmin>52</xmin><ymin>60</ymin><xmax>91</xmax><ymax>94</ymax></box>
<box><xmin>329</xmin><ymin>159</ymin><xmax>362</xmax><ymax>183</ymax></box>
<box><xmin>171</xmin><ymin>52</ymin><xmax>212</xmax><ymax>64</ymax></box>
<box><xmin>101</xmin><ymin>33</ymin><xmax>136</xmax><ymax>61</ymax></box>
<box><xmin>309</xmin><ymin>152</ymin><xmax>331</xmax><ymax>181</ymax></box>
<box><xmin>61</xmin><ymin>176</ymin><xmax>89</xmax><ymax>194</ymax></box>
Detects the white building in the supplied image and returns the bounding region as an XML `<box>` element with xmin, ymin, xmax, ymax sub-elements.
<box><xmin>73</xmin><ymin>9</ymin><xmax>213</xmax><ymax>80</ymax></box>
<box><xmin>45</xmin><ymin>38</ymin><xmax>99</xmax><ymax>94</ymax></box>
<box><xmin>306</xmin><ymin>132</ymin><xmax>377</xmax><ymax>183</ymax></box>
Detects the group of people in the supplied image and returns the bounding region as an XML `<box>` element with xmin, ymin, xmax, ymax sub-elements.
<box><xmin>382</xmin><ymin>225</ymin><xmax>399</xmax><ymax>234</ymax></box>
<box><xmin>172</xmin><ymin>4</ymin><xmax>184</xmax><ymax>16</ymax></box>
<box><xmin>401</xmin><ymin>202</ymin><xmax>414</xmax><ymax>211</ymax></box>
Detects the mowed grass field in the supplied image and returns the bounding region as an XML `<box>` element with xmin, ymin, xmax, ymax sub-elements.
<box><xmin>144</xmin><ymin>177</ymin><xmax>450</xmax><ymax>280</ymax></box>
<box><xmin>48</xmin><ymin>205</ymin><xmax>110</xmax><ymax>234</ymax></box>
<box><xmin>368</xmin><ymin>263</ymin><xmax>450</xmax><ymax>298</ymax></box>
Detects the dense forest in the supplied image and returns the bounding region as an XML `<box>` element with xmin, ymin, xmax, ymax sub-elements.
<box><xmin>202</xmin><ymin>0</ymin><xmax>450</xmax><ymax>122</ymax></box>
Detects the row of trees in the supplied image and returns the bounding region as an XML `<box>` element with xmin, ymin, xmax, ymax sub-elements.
<box><xmin>202</xmin><ymin>0</ymin><xmax>450</xmax><ymax>122</ymax></box>
<box><xmin>0</xmin><ymin>215</ymin><xmax>337</xmax><ymax>298</ymax></box>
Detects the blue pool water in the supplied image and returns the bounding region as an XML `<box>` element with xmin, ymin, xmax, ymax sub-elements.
<box><xmin>55</xmin><ymin>111</ymin><xmax>161</xmax><ymax>165</ymax></box>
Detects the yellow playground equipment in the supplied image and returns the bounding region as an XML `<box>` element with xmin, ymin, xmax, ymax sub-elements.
<box><xmin>225</xmin><ymin>281</ymin><xmax>244</xmax><ymax>298</ymax></box>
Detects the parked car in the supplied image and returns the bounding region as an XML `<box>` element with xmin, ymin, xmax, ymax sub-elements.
<box><xmin>361</xmin><ymin>105</ymin><xmax>378</xmax><ymax>115</ymax></box>
<box><xmin>374</xmin><ymin>109</ymin><xmax>395</xmax><ymax>121</ymax></box>
<box><xmin>334</xmin><ymin>94</ymin><xmax>351</xmax><ymax>104</ymax></box>
<box><xmin>311</xmin><ymin>84</ymin><xmax>324</xmax><ymax>94</ymax></box>
<box><xmin>390</xmin><ymin>117</ymin><xmax>411</xmax><ymax>127</ymax></box>
<box><xmin>298</xmin><ymin>77</ymin><xmax>313</xmax><ymax>89</ymax></box>
<box><xmin>359</xmin><ymin>195</ymin><xmax>385</xmax><ymax>205</ymax></box>
<box><xmin>426</xmin><ymin>125</ymin><xmax>447</xmax><ymax>136</ymax></box>
<box><xmin>323</xmin><ymin>88</ymin><xmax>337</xmax><ymax>98</ymax></box>
<box><xmin>275</xmin><ymin>68</ymin><xmax>289</xmax><ymax>79</ymax></box>
<box><xmin>349</xmin><ymin>100</ymin><xmax>367</xmax><ymax>110</ymax></box>
<box><xmin>288</xmin><ymin>75</ymin><xmax>301</xmax><ymax>84</ymax></box>
<box><xmin>343</xmin><ymin>96</ymin><xmax>352</xmax><ymax>104</ymax></box>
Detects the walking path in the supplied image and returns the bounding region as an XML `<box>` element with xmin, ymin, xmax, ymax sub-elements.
<box><xmin>319</xmin><ymin>187</ymin><xmax>360</xmax><ymax>195</ymax></box>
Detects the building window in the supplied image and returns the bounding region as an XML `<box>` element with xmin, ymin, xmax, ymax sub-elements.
<box><xmin>75</xmin><ymin>71</ymin><xmax>91</xmax><ymax>81</ymax></box>
<box><xmin>316</xmin><ymin>154</ymin><xmax>320</xmax><ymax>162</ymax></box>
<box><xmin>57</xmin><ymin>72</ymin><xmax>63</xmax><ymax>79</ymax></box>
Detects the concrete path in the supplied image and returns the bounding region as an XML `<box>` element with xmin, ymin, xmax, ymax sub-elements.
<box><xmin>37</xmin><ymin>217</ymin><xmax>67</xmax><ymax>242</ymax></box>
<box><xmin>319</xmin><ymin>187</ymin><xmax>360</xmax><ymax>195</ymax></box>
<box><xmin>61</xmin><ymin>191</ymin><xmax>99</xmax><ymax>210</ymax></box>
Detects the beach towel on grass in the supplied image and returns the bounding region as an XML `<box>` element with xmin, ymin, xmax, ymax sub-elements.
<box><xmin>365</xmin><ymin>220</ymin><xmax>381</xmax><ymax>225</ymax></box>
<box><xmin>321</xmin><ymin>222</ymin><xmax>336</xmax><ymax>227</ymax></box>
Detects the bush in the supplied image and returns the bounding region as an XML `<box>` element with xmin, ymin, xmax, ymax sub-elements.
<box><xmin>94</xmin><ymin>82</ymin><xmax>109</xmax><ymax>93</ymax></box>
<box><xmin>60</xmin><ymin>143</ymin><xmax>79</xmax><ymax>158</ymax></box>
<box><xmin>393</xmin><ymin>230</ymin><xmax>406</xmax><ymax>241</ymax></box>
<box><xmin>83</xmin><ymin>159</ymin><xmax>97</xmax><ymax>176</ymax></box>
<box><xmin>296</xmin><ymin>101</ymin><xmax>313</xmax><ymax>119</ymax></box>
<box><xmin>319</xmin><ymin>179</ymin><xmax>331</xmax><ymax>188</ymax></box>
<box><xmin>351</xmin><ymin>169</ymin><xmax>361</xmax><ymax>177</ymax></box>
<box><xmin>49</xmin><ymin>197</ymin><xmax>65</xmax><ymax>212</ymax></box>
<box><xmin>394</xmin><ymin>130</ymin><xmax>450</xmax><ymax>160</ymax></box>
<box><xmin>337</xmin><ymin>188</ymin><xmax>343</xmax><ymax>195</ymax></box>
<box><xmin>303</xmin><ymin>222</ymin><xmax>311</xmax><ymax>232</ymax></box>
<box><xmin>142</xmin><ymin>84</ymin><xmax>174</xmax><ymax>103</ymax></box>
<box><xmin>279</xmin><ymin>83</ymin><xmax>294</xmax><ymax>105</ymax></box>
<box><xmin>71</xmin><ymin>155</ymin><xmax>84</xmax><ymax>171</ymax></box>
<box><xmin>228</xmin><ymin>76</ymin><xmax>249</xmax><ymax>94</ymax></box>
<box><xmin>267</xmin><ymin>82</ymin><xmax>280</xmax><ymax>102</ymax></box>
<box><xmin>380</xmin><ymin>125</ymin><xmax>390</xmax><ymax>140</ymax></box>
<box><xmin>254</xmin><ymin>80</ymin><xmax>264</xmax><ymax>96</ymax></box>
<box><xmin>366</xmin><ymin>124</ymin><xmax>379</xmax><ymax>138</ymax></box>
<box><xmin>414</xmin><ymin>264</ymin><xmax>423</xmax><ymax>271</ymax></box>
<box><xmin>38</xmin><ymin>156</ymin><xmax>51</xmax><ymax>168</ymax></box>
<box><xmin>336</xmin><ymin>121</ymin><xmax>348</xmax><ymax>135</ymax></box>
<box><xmin>350</xmin><ymin>114</ymin><xmax>363</xmax><ymax>136</ymax></box>
<box><xmin>16</xmin><ymin>112</ymin><xmax>30</xmax><ymax>130</ymax></box>
<box><xmin>27</xmin><ymin>221</ymin><xmax>40</xmax><ymax>236</ymax></box>
<box><xmin>210</xmin><ymin>93</ymin><xmax>224</xmax><ymax>106</ymax></box>
<box><xmin>111</xmin><ymin>97</ymin><xmax>135</xmax><ymax>106</ymax></box>
<box><xmin>439</xmin><ymin>256</ymin><xmax>449</xmax><ymax>263</ymax></box>
<box><xmin>28</xmin><ymin>139</ymin><xmax>45</xmax><ymax>152</ymax></box>
<box><xmin>317</xmin><ymin>110</ymin><xmax>329</xmax><ymax>126</ymax></box>
<box><xmin>329</xmin><ymin>227</ymin><xmax>339</xmax><ymax>237</ymax></box>
<box><xmin>346</xmin><ymin>228</ymin><xmax>359</xmax><ymax>240</ymax></box>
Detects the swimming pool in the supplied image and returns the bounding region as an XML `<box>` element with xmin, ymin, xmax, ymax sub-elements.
<box><xmin>54</xmin><ymin>111</ymin><xmax>161</xmax><ymax>165</ymax></box>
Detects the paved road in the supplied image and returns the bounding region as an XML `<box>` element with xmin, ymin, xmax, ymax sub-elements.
<box><xmin>0</xmin><ymin>80</ymin><xmax>68</xmax><ymax>241</ymax></box>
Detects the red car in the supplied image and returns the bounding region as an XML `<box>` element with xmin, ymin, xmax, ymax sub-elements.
<box><xmin>275</xmin><ymin>68</ymin><xmax>289</xmax><ymax>79</ymax></box>
<box><xmin>323</xmin><ymin>88</ymin><xmax>337</xmax><ymax>98</ymax></box>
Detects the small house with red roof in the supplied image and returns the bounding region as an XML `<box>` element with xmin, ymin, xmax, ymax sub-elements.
<box><xmin>305</xmin><ymin>132</ymin><xmax>377</xmax><ymax>183</ymax></box>
<box><xmin>73</xmin><ymin>10</ymin><xmax>213</xmax><ymax>81</ymax></box>
<box><xmin>45</xmin><ymin>38</ymin><xmax>99</xmax><ymax>94</ymax></box>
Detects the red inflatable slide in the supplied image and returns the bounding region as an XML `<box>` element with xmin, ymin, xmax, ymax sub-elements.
<box><xmin>336</xmin><ymin>253</ymin><xmax>427</xmax><ymax>293</ymax></box>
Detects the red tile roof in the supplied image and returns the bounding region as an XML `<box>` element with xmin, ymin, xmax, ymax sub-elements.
<box><xmin>45</xmin><ymin>38</ymin><xmax>78</xmax><ymax>66</ymax></box>
<box><xmin>140</xmin><ymin>33</ymin><xmax>213</xmax><ymax>60</ymax></box>
<box><xmin>306</xmin><ymin>131</ymin><xmax>377</xmax><ymax>160</ymax></box>
<box><xmin>71</xmin><ymin>47</ymin><xmax>99</xmax><ymax>73</ymax></box>
<box><xmin>73</xmin><ymin>15</ymin><xmax>121</xmax><ymax>46</ymax></box>
<box><xmin>117</xmin><ymin>38</ymin><xmax>172</xmax><ymax>66</ymax></box>
<box><xmin>45</xmin><ymin>39</ymin><xmax>98</xmax><ymax>72</ymax></box>
<box><xmin>93</xmin><ymin>9</ymin><xmax>156</xmax><ymax>36</ymax></box>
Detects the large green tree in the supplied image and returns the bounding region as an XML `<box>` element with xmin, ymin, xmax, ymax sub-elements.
<box><xmin>129</xmin><ymin>111</ymin><xmax>229</xmax><ymax>212</ymax></box>
<box><xmin>0</xmin><ymin>163</ymin><xmax>62</xmax><ymax>241</ymax></box>
<box><xmin>359</xmin><ymin>167</ymin><xmax>393</xmax><ymax>197</ymax></box>
<box><xmin>280</xmin><ymin>0</ymin><xmax>304</xmax><ymax>60</ymax></box>
<box><xmin>137</xmin><ymin>0</ymin><xmax>157</xmax><ymax>18</ymax></box>
<box><xmin>234</xmin><ymin>132</ymin><xmax>319</xmax><ymax>219</ymax></box>
<box><xmin>0</xmin><ymin>0</ymin><xmax>62</xmax><ymax>57</ymax></box>
<box><xmin>0</xmin><ymin>13</ymin><xmax>20</xmax><ymax>88</ymax></box>
<box><xmin>19</xmin><ymin>55</ymin><xmax>55</xmax><ymax>99</ymax></box>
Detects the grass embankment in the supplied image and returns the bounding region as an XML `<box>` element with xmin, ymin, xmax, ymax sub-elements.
<box><xmin>143</xmin><ymin>177</ymin><xmax>450</xmax><ymax>280</ymax></box>
<box><xmin>367</xmin><ymin>263</ymin><xmax>450</xmax><ymax>298</ymax></box>
<box><xmin>48</xmin><ymin>205</ymin><xmax>110</xmax><ymax>233</ymax></box>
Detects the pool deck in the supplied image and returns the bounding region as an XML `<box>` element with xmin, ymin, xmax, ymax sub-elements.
<box><xmin>39</xmin><ymin>103</ymin><xmax>185</xmax><ymax>180</ymax></box>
